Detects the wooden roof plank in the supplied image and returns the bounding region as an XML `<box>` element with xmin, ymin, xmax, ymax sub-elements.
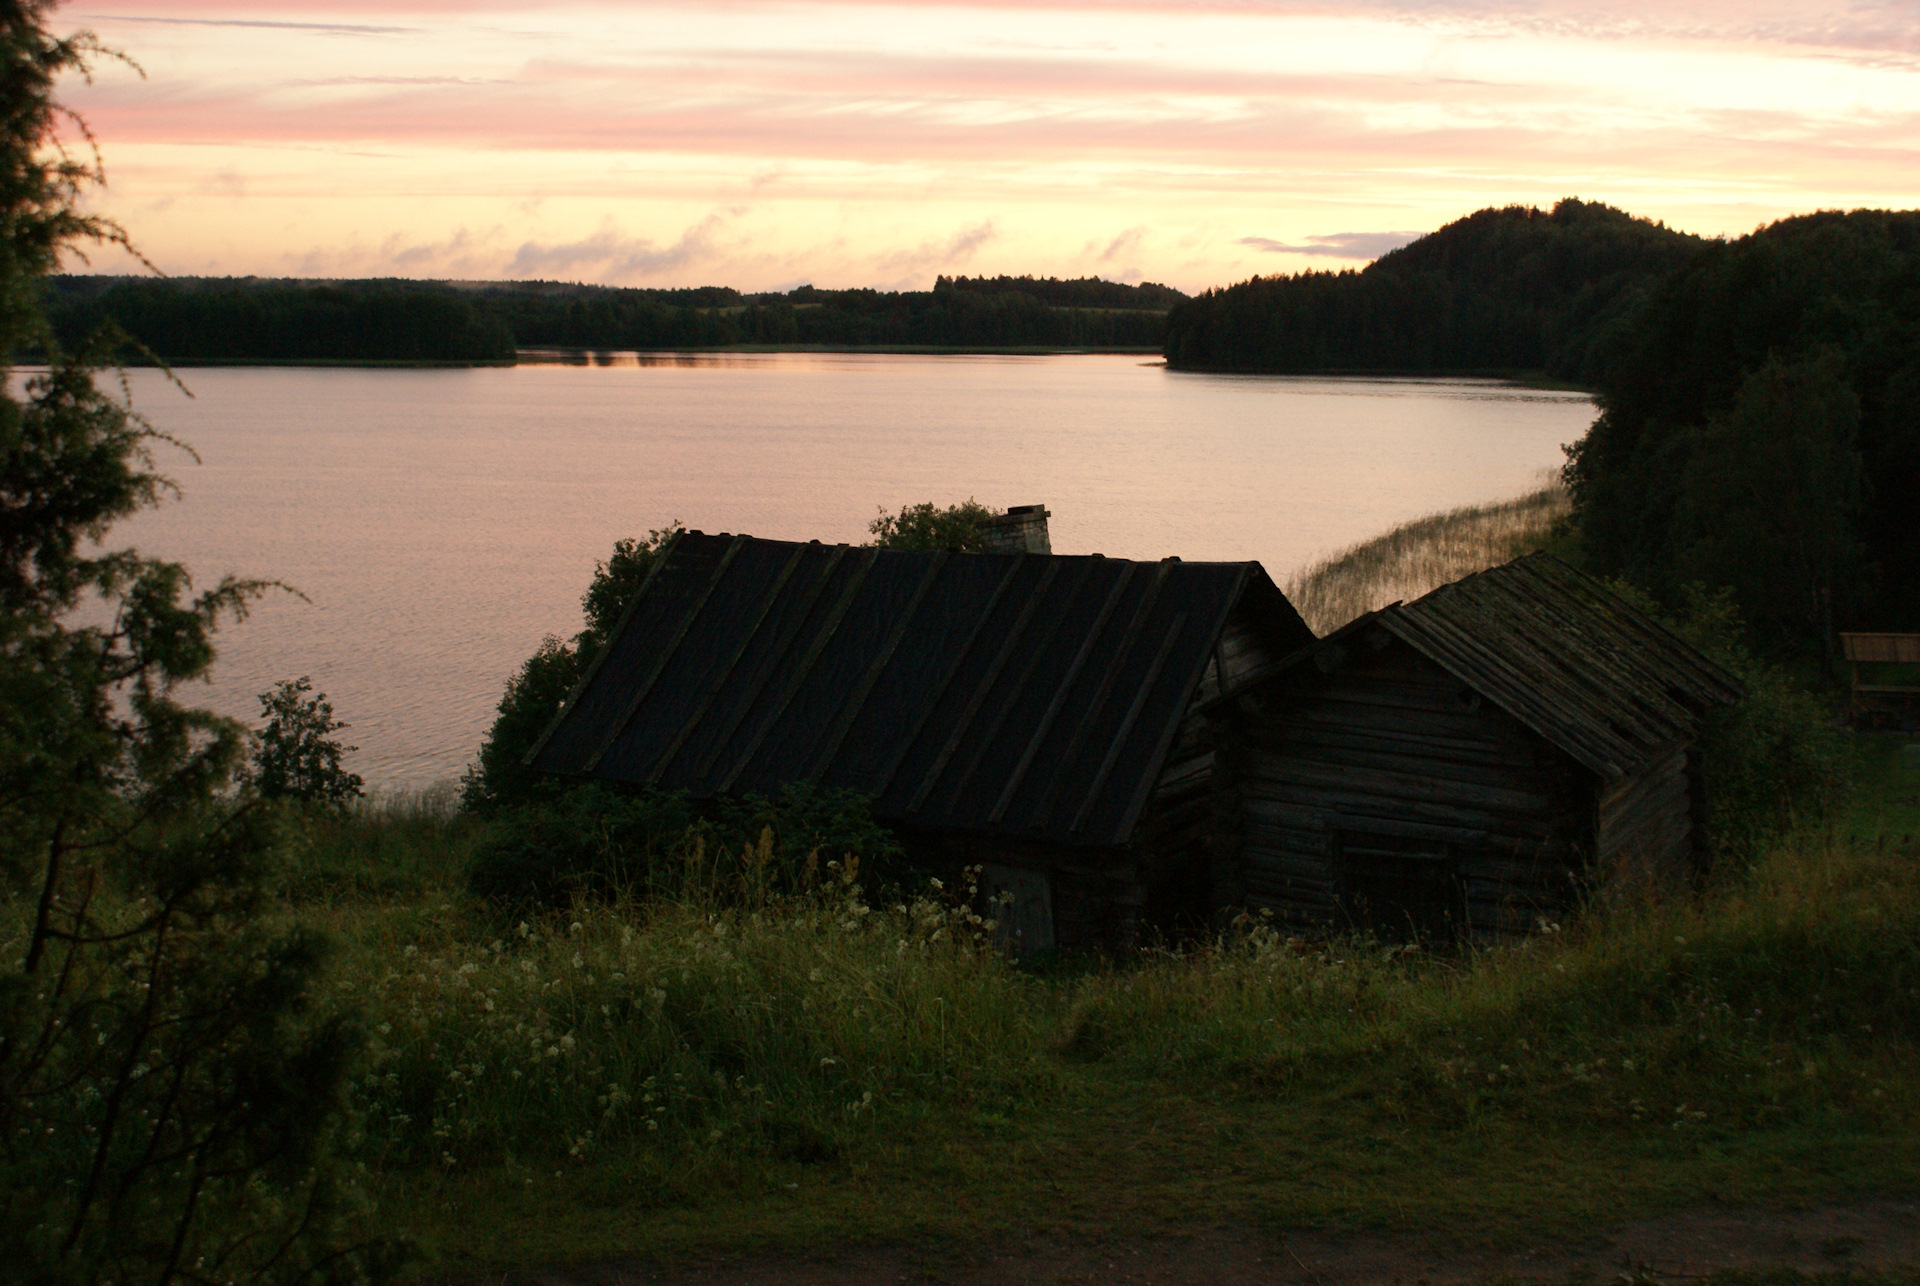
<box><xmin>688</xmin><ymin>543</ymin><xmax>850</xmax><ymax>781</ymax></box>
<box><xmin>802</xmin><ymin>550</ymin><xmax>952</xmax><ymax>786</ymax></box>
<box><xmin>907</xmin><ymin>560</ymin><xmax>1065</xmax><ymax>814</ymax></box>
<box><xmin>1072</xmin><ymin>611</ymin><xmax>1187</xmax><ymax>833</ymax></box>
<box><xmin>582</xmin><ymin>534</ymin><xmax>746</xmax><ymax>774</ymax></box>
<box><xmin>716</xmin><ymin>547</ymin><xmax>879</xmax><ymax>793</ymax></box>
<box><xmin>646</xmin><ymin>542</ymin><xmax>811</xmax><ymax>784</ymax></box>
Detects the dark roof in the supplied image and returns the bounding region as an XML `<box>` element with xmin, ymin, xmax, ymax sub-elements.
<box><xmin>1318</xmin><ymin>553</ymin><xmax>1743</xmax><ymax>781</ymax></box>
<box><xmin>530</xmin><ymin>532</ymin><xmax>1312</xmax><ymax>847</ymax></box>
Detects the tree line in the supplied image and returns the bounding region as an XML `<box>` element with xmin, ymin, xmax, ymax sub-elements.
<box><xmin>38</xmin><ymin>273</ymin><xmax>1183</xmax><ymax>363</ymax></box>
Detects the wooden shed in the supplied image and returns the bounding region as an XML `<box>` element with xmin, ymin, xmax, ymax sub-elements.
<box><xmin>527</xmin><ymin>521</ymin><xmax>1314</xmax><ymax>950</ymax></box>
<box><xmin>1205</xmin><ymin>554</ymin><xmax>1745</xmax><ymax>938</ymax></box>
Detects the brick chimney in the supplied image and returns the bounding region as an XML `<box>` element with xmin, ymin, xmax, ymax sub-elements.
<box><xmin>977</xmin><ymin>504</ymin><xmax>1051</xmax><ymax>554</ymax></box>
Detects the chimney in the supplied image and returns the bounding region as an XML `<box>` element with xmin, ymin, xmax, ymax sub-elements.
<box><xmin>977</xmin><ymin>504</ymin><xmax>1052</xmax><ymax>554</ymax></box>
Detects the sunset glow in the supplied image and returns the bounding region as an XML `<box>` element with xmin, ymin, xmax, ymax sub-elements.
<box><xmin>68</xmin><ymin>0</ymin><xmax>1920</xmax><ymax>290</ymax></box>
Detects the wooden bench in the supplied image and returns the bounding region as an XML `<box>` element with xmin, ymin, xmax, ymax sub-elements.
<box><xmin>1840</xmin><ymin>633</ymin><xmax>1920</xmax><ymax>709</ymax></box>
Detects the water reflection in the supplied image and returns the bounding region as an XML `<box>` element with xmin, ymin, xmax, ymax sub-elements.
<box><xmin>115</xmin><ymin>355</ymin><xmax>1593</xmax><ymax>789</ymax></box>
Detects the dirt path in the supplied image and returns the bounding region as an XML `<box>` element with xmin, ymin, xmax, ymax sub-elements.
<box><xmin>465</xmin><ymin>1200</ymin><xmax>1920</xmax><ymax>1284</ymax></box>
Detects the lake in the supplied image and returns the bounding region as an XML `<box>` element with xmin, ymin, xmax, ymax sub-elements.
<box><xmin>112</xmin><ymin>353</ymin><xmax>1595</xmax><ymax>791</ymax></box>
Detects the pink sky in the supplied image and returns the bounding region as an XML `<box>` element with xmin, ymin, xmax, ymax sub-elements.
<box><xmin>62</xmin><ymin>0</ymin><xmax>1920</xmax><ymax>291</ymax></box>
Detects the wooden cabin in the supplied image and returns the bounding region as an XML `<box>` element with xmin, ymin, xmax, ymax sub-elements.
<box><xmin>526</xmin><ymin>514</ymin><xmax>1314</xmax><ymax>950</ymax></box>
<box><xmin>1204</xmin><ymin>554</ymin><xmax>1745</xmax><ymax>939</ymax></box>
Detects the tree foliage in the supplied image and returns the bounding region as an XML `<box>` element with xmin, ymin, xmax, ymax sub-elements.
<box><xmin>1566</xmin><ymin>208</ymin><xmax>1920</xmax><ymax>651</ymax></box>
<box><xmin>0</xmin><ymin>5</ymin><xmax>392</xmax><ymax>1281</ymax></box>
<box><xmin>43</xmin><ymin>277</ymin><xmax>516</xmax><ymax>363</ymax></box>
<box><xmin>1163</xmin><ymin>199</ymin><xmax>1704</xmax><ymax>381</ymax></box>
<box><xmin>866</xmin><ymin>498</ymin><xmax>994</xmax><ymax>552</ymax></box>
<box><xmin>252</xmin><ymin>676</ymin><xmax>365</xmax><ymax>810</ymax></box>
<box><xmin>461</xmin><ymin>523</ymin><xmax>682</xmax><ymax>813</ymax></box>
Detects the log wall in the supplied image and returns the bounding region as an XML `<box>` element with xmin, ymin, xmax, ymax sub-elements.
<box><xmin>1221</xmin><ymin>633</ymin><xmax>1592</xmax><ymax>936</ymax></box>
<box><xmin>1594</xmin><ymin>744</ymin><xmax>1693</xmax><ymax>891</ymax></box>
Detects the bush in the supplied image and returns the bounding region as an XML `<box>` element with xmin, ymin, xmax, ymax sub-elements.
<box><xmin>1664</xmin><ymin>587</ymin><xmax>1853</xmax><ymax>862</ymax></box>
<box><xmin>866</xmin><ymin>498</ymin><xmax>994</xmax><ymax>551</ymax></box>
<box><xmin>466</xmin><ymin>782</ymin><xmax>907</xmax><ymax>908</ymax></box>
<box><xmin>463</xmin><ymin>525</ymin><xmax>681</xmax><ymax>814</ymax></box>
<box><xmin>252</xmin><ymin>676</ymin><xmax>365</xmax><ymax>809</ymax></box>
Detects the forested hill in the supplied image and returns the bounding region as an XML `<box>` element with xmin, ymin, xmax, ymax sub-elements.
<box><xmin>1566</xmin><ymin>207</ymin><xmax>1920</xmax><ymax>648</ymax></box>
<box><xmin>1163</xmin><ymin>199</ymin><xmax>1706</xmax><ymax>381</ymax></box>
<box><xmin>38</xmin><ymin>274</ymin><xmax>1184</xmax><ymax>363</ymax></box>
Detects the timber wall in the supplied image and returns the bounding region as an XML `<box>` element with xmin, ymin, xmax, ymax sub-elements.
<box><xmin>1594</xmin><ymin>744</ymin><xmax>1693</xmax><ymax>891</ymax></box>
<box><xmin>1221</xmin><ymin>637</ymin><xmax>1592</xmax><ymax>935</ymax></box>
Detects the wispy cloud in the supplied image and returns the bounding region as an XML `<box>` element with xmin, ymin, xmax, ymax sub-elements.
<box><xmin>1099</xmin><ymin>226</ymin><xmax>1147</xmax><ymax>262</ymax></box>
<box><xmin>80</xmin><ymin>12</ymin><xmax>415</xmax><ymax>34</ymax></box>
<box><xmin>1238</xmin><ymin>231</ymin><xmax>1424</xmax><ymax>259</ymax></box>
<box><xmin>65</xmin><ymin>0</ymin><xmax>1920</xmax><ymax>292</ymax></box>
<box><xmin>506</xmin><ymin>214</ymin><xmax>727</xmax><ymax>280</ymax></box>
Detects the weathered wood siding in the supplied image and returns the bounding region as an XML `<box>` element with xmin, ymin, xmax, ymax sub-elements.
<box><xmin>1134</xmin><ymin>600</ymin><xmax>1300</xmax><ymax>935</ymax></box>
<box><xmin>1224</xmin><ymin>636</ymin><xmax>1590</xmax><ymax>935</ymax></box>
<box><xmin>1594</xmin><ymin>744</ymin><xmax>1693</xmax><ymax>888</ymax></box>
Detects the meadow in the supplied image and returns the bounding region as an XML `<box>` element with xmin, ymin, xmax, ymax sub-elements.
<box><xmin>254</xmin><ymin>492</ymin><xmax>1920</xmax><ymax>1278</ymax></box>
<box><xmin>285</xmin><ymin>750</ymin><xmax>1919</xmax><ymax>1275</ymax></box>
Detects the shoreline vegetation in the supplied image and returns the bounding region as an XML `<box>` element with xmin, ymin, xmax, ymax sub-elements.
<box><xmin>1284</xmin><ymin>478</ymin><xmax>1571</xmax><ymax>633</ymax></box>
<box><xmin>39</xmin><ymin>274</ymin><xmax>1183</xmax><ymax>366</ymax></box>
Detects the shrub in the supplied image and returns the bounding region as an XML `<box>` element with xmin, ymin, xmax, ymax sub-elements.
<box><xmin>252</xmin><ymin>676</ymin><xmax>365</xmax><ymax>809</ymax></box>
<box><xmin>866</xmin><ymin>498</ymin><xmax>994</xmax><ymax>551</ymax></box>
<box><xmin>463</xmin><ymin>525</ymin><xmax>681</xmax><ymax>813</ymax></box>
<box><xmin>1664</xmin><ymin>587</ymin><xmax>1852</xmax><ymax>862</ymax></box>
<box><xmin>466</xmin><ymin>782</ymin><xmax>907</xmax><ymax>908</ymax></box>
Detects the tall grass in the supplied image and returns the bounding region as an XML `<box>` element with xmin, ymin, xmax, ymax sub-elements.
<box><xmin>1285</xmin><ymin>476</ymin><xmax>1570</xmax><ymax>633</ymax></box>
<box><xmin>277</xmin><ymin>784</ymin><xmax>481</xmax><ymax>902</ymax></box>
<box><xmin>310</xmin><ymin>821</ymin><xmax>1917</xmax><ymax>1185</ymax></box>
<box><xmin>329</xmin><ymin>857</ymin><xmax>1050</xmax><ymax>1176</ymax></box>
<box><xmin>1061</xmin><ymin>830</ymin><xmax>1917</xmax><ymax>1135</ymax></box>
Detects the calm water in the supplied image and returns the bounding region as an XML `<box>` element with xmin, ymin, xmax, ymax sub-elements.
<box><xmin>113</xmin><ymin>353</ymin><xmax>1594</xmax><ymax>790</ymax></box>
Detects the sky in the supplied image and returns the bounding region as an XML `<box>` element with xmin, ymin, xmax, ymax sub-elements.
<box><xmin>60</xmin><ymin>0</ymin><xmax>1920</xmax><ymax>293</ymax></box>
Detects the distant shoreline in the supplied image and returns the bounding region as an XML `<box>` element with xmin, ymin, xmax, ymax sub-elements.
<box><xmin>87</xmin><ymin>345</ymin><xmax>1166</xmax><ymax>368</ymax></box>
<box><xmin>71</xmin><ymin>351</ymin><xmax>1590</xmax><ymax>389</ymax></box>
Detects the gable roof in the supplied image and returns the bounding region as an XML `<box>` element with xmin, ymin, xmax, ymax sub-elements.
<box><xmin>1314</xmin><ymin>553</ymin><xmax>1743</xmax><ymax>781</ymax></box>
<box><xmin>529</xmin><ymin>532</ymin><xmax>1312</xmax><ymax>847</ymax></box>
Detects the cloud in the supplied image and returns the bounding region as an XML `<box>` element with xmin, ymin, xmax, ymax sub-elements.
<box><xmin>506</xmin><ymin>214</ymin><xmax>726</xmax><ymax>280</ymax></box>
<box><xmin>1237</xmin><ymin>230</ymin><xmax>1424</xmax><ymax>259</ymax></box>
<box><xmin>1099</xmin><ymin>226</ymin><xmax>1147</xmax><ymax>261</ymax></box>
<box><xmin>80</xmin><ymin>12</ymin><xmax>415</xmax><ymax>34</ymax></box>
<box><xmin>875</xmin><ymin>220</ymin><xmax>997</xmax><ymax>271</ymax></box>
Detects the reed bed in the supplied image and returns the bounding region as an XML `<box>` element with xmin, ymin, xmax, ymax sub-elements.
<box><xmin>1285</xmin><ymin>477</ymin><xmax>1570</xmax><ymax>634</ymax></box>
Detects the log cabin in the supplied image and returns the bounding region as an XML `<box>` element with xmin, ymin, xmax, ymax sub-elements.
<box><xmin>526</xmin><ymin>509</ymin><xmax>1314</xmax><ymax>950</ymax></box>
<box><xmin>1204</xmin><ymin>553</ymin><xmax>1745</xmax><ymax>938</ymax></box>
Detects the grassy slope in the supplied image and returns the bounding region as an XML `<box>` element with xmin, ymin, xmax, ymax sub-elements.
<box><xmin>287</xmin><ymin>504</ymin><xmax>1915</xmax><ymax>1276</ymax></box>
<box><xmin>295</xmin><ymin>740</ymin><xmax>1920</xmax><ymax>1276</ymax></box>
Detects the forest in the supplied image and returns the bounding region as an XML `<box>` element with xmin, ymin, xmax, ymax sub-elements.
<box><xmin>1566</xmin><ymin>207</ymin><xmax>1920</xmax><ymax>648</ymax></box>
<box><xmin>1162</xmin><ymin>199</ymin><xmax>1705</xmax><ymax>382</ymax></box>
<box><xmin>38</xmin><ymin>272</ymin><xmax>1181</xmax><ymax>362</ymax></box>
